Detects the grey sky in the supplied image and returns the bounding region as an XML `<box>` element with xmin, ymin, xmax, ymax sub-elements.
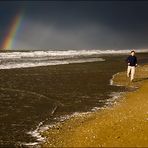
<box><xmin>1</xmin><ymin>1</ymin><xmax>148</xmax><ymax>50</ymax></box>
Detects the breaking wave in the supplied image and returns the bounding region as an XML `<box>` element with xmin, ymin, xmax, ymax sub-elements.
<box><xmin>0</xmin><ymin>49</ymin><xmax>147</xmax><ymax>69</ymax></box>
<box><xmin>0</xmin><ymin>49</ymin><xmax>147</xmax><ymax>59</ymax></box>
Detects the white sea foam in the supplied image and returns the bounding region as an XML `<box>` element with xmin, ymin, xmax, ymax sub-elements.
<box><xmin>107</xmin><ymin>92</ymin><xmax>125</xmax><ymax>105</ymax></box>
<box><xmin>0</xmin><ymin>58</ymin><xmax>105</xmax><ymax>69</ymax></box>
<box><xmin>0</xmin><ymin>49</ymin><xmax>147</xmax><ymax>59</ymax></box>
<box><xmin>109</xmin><ymin>72</ymin><xmax>124</xmax><ymax>86</ymax></box>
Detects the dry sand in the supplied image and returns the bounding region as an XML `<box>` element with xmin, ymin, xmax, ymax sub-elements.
<box><xmin>41</xmin><ymin>65</ymin><xmax>148</xmax><ymax>147</ymax></box>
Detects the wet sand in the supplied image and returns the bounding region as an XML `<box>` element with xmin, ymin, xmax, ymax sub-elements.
<box><xmin>42</xmin><ymin>64</ymin><xmax>148</xmax><ymax>147</ymax></box>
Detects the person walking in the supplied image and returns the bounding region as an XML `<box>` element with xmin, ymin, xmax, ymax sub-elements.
<box><xmin>126</xmin><ymin>50</ymin><xmax>138</xmax><ymax>82</ymax></box>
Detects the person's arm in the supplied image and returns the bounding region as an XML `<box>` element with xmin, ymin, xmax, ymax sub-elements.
<box><xmin>126</xmin><ymin>56</ymin><xmax>130</xmax><ymax>65</ymax></box>
<box><xmin>135</xmin><ymin>57</ymin><xmax>138</xmax><ymax>66</ymax></box>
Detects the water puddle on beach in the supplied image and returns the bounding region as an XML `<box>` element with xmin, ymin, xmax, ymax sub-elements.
<box><xmin>0</xmin><ymin>53</ymin><xmax>148</xmax><ymax>147</ymax></box>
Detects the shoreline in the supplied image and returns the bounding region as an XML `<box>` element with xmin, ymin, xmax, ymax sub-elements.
<box><xmin>25</xmin><ymin>91</ymin><xmax>124</xmax><ymax>147</ymax></box>
<box><xmin>41</xmin><ymin>64</ymin><xmax>148</xmax><ymax>147</ymax></box>
<box><xmin>25</xmin><ymin>68</ymin><xmax>126</xmax><ymax>147</ymax></box>
<box><xmin>24</xmin><ymin>86</ymin><xmax>125</xmax><ymax>147</ymax></box>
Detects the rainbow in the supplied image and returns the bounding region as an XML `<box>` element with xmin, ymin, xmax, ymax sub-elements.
<box><xmin>1</xmin><ymin>10</ymin><xmax>24</xmax><ymax>50</ymax></box>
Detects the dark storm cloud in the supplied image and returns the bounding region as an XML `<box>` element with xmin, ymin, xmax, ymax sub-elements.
<box><xmin>1</xmin><ymin>1</ymin><xmax>148</xmax><ymax>49</ymax></box>
<box><xmin>23</xmin><ymin>1</ymin><xmax>148</xmax><ymax>31</ymax></box>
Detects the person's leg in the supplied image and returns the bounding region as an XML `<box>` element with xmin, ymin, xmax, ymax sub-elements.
<box><xmin>130</xmin><ymin>66</ymin><xmax>135</xmax><ymax>81</ymax></box>
<box><xmin>127</xmin><ymin>66</ymin><xmax>131</xmax><ymax>77</ymax></box>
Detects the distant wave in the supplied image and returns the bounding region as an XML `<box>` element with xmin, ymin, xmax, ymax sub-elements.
<box><xmin>0</xmin><ymin>49</ymin><xmax>147</xmax><ymax>69</ymax></box>
<box><xmin>0</xmin><ymin>49</ymin><xmax>147</xmax><ymax>59</ymax></box>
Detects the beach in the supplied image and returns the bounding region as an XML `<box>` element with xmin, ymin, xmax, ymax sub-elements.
<box><xmin>0</xmin><ymin>51</ymin><xmax>148</xmax><ymax>146</ymax></box>
<box><xmin>41</xmin><ymin>64</ymin><xmax>148</xmax><ymax>147</ymax></box>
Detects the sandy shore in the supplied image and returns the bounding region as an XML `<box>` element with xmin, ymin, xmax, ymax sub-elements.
<box><xmin>41</xmin><ymin>65</ymin><xmax>148</xmax><ymax>147</ymax></box>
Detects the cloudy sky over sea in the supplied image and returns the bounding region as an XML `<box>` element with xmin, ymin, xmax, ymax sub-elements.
<box><xmin>1</xmin><ymin>1</ymin><xmax>148</xmax><ymax>50</ymax></box>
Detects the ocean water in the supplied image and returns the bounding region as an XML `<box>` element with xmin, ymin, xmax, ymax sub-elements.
<box><xmin>0</xmin><ymin>49</ymin><xmax>147</xmax><ymax>69</ymax></box>
<box><xmin>0</xmin><ymin>50</ymin><xmax>148</xmax><ymax>147</ymax></box>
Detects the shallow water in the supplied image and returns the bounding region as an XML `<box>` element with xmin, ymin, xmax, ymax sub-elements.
<box><xmin>0</xmin><ymin>52</ymin><xmax>148</xmax><ymax>146</ymax></box>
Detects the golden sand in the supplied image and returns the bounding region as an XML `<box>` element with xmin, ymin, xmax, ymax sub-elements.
<box><xmin>41</xmin><ymin>65</ymin><xmax>148</xmax><ymax>147</ymax></box>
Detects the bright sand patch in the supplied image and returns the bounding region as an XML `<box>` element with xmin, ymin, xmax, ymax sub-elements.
<box><xmin>41</xmin><ymin>65</ymin><xmax>148</xmax><ymax>147</ymax></box>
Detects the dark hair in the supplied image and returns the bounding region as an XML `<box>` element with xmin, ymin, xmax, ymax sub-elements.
<box><xmin>131</xmin><ymin>50</ymin><xmax>135</xmax><ymax>53</ymax></box>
